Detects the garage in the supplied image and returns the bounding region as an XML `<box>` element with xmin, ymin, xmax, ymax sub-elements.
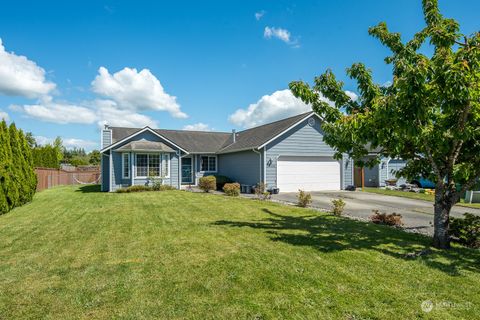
<box><xmin>277</xmin><ymin>156</ymin><xmax>341</xmax><ymax>192</ymax></box>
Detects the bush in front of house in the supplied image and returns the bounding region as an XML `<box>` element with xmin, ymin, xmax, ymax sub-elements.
<box><xmin>116</xmin><ymin>184</ymin><xmax>177</xmax><ymax>193</ymax></box>
<box><xmin>214</xmin><ymin>175</ymin><xmax>232</xmax><ymax>191</ymax></box>
<box><xmin>116</xmin><ymin>185</ymin><xmax>151</xmax><ymax>193</ymax></box>
<box><xmin>223</xmin><ymin>182</ymin><xmax>240</xmax><ymax>196</ymax></box>
<box><xmin>331</xmin><ymin>198</ymin><xmax>346</xmax><ymax>216</ymax></box>
<box><xmin>450</xmin><ymin>213</ymin><xmax>480</xmax><ymax>248</ymax></box>
<box><xmin>199</xmin><ymin>176</ymin><xmax>216</xmax><ymax>193</ymax></box>
<box><xmin>297</xmin><ymin>190</ymin><xmax>312</xmax><ymax>207</ymax></box>
<box><xmin>370</xmin><ymin>210</ymin><xmax>403</xmax><ymax>227</ymax></box>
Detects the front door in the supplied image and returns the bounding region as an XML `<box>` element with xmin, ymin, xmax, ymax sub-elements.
<box><xmin>181</xmin><ymin>157</ymin><xmax>193</xmax><ymax>184</ymax></box>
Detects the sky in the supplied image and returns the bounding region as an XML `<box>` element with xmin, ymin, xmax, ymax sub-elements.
<box><xmin>0</xmin><ymin>0</ymin><xmax>479</xmax><ymax>151</ymax></box>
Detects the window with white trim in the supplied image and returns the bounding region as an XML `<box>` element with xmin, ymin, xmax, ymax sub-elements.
<box><xmin>122</xmin><ymin>153</ymin><xmax>130</xmax><ymax>178</ymax></box>
<box><xmin>135</xmin><ymin>153</ymin><xmax>170</xmax><ymax>177</ymax></box>
<box><xmin>200</xmin><ymin>155</ymin><xmax>217</xmax><ymax>172</ymax></box>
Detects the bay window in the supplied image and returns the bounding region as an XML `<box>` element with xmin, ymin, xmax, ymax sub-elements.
<box><xmin>135</xmin><ymin>153</ymin><xmax>170</xmax><ymax>178</ymax></box>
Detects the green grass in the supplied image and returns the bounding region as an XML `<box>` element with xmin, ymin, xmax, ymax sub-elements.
<box><xmin>0</xmin><ymin>186</ymin><xmax>479</xmax><ymax>319</ymax></box>
<box><xmin>362</xmin><ymin>187</ymin><xmax>480</xmax><ymax>209</ymax></box>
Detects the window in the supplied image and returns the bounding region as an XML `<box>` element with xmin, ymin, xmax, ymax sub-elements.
<box><xmin>122</xmin><ymin>153</ymin><xmax>130</xmax><ymax>178</ymax></box>
<box><xmin>148</xmin><ymin>154</ymin><xmax>160</xmax><ymax>177</ymax></box>
<box><xmin>135</xmin><ymin>153</ymin><xmax>170</xmax><ymax>177</ymax></box>
<box><xmin>136</xmin><ymin>154</ymin><xmax>148</xmax><ymax>177</ymax></box>
<box><xmin>200</xmin><ymin>155</ymin><xmax>217</xmax><ymax>172</ymax></box>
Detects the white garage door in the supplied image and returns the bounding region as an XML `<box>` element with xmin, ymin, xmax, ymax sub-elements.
<box><xmin>277</xmin><ymin>156</ymin><xmax>341</xmax><ymax>192</ymax></box>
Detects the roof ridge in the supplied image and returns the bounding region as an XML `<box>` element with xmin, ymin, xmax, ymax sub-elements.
<box><xmin>236</xmin><ymin>111</ymin><xmax>313</xmax><ymax>134</ymax></box>
<box><xmin>155</xmin><ymin>128</ymin><xmax>231</xmax><ymax>134</ymax></box>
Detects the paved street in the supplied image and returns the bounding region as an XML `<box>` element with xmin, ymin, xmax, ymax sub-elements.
<box><xmin>272</xmin><ymin>191</ymin><xmax>480</xmax><ymax>235</ymax></box>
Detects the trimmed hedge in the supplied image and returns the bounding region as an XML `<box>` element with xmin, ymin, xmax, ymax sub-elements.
<box><xmin>0</xmin><ymin>120</ymin><xmax>37</xmax><ymax>215</ymax></box>
<box><xmin>223</xmin><ymin>183</ymin><xmax>240</xmax><ymax>196</ymax></box>
<box><xmin>199</xmin><ymin>176</ymin><xmax>216</xmax><ymax>193</ymax></box>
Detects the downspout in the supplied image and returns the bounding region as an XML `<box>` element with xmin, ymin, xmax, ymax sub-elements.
<box><xmin>252</xmin><ymin>148</ymin><xmax>263</xmax><ymax>186</ymax></box>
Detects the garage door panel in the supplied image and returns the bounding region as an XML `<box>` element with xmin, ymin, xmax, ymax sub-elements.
<box><xmin>277</xmin><ymin>157</ymin><xmax>340</xmax><ymax>192</ymax></box>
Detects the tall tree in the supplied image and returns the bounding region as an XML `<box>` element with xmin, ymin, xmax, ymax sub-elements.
<box><xmin>0</xmin><ymin>120</ymin><xmax>17</xmax><ymax>212</ymax></box>
<box><xmin>290</xmin><ymin>0</ymin><xmax>480</xmax><ymax>249</ymax></box>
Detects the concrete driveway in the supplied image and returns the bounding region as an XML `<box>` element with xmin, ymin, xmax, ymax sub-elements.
<box><xmin>272</xmin><ymin>191</ymin><xmax>480</xmax><ymax>235</ymax></box>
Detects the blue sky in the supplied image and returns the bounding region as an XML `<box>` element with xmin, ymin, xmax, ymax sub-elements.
<box><xmin>0</xmin><ymin>0</ymin><xmax>478</xmax><ymax>150</ymax></box>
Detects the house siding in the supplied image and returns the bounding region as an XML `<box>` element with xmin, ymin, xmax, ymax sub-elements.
<box><xmin>217</xmin><ymin>150</ymin><xmax>262</xmax><ymax>186</ymax></box>
<box><xmin>265</xmin><ymin>116</ymin><xmax>348</xmax><ymax>189</ymax></box>
<box><xmin>342</xmin><ymin>156</ymin><xmax>354</xmax><ymax>188</ymax></box>
<box><xmin>101</xmin><ymin>152</ymin><xmax>110</xmax><ymax>191</ymax></box>
<box><xmin>107</xmin><ymin>130</ymin><xmax>180</xmax><ymax>191</ymax></box>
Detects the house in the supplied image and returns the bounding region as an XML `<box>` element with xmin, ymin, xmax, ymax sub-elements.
<box><xmin>353</xmin><ymin>156</ymin><xmax>408</xmax><ymax>188</ymax></box>
<box><xmin>100</xmin><ymin>111</ymin><xmax>354</xmax><ymax>192</ymax></box>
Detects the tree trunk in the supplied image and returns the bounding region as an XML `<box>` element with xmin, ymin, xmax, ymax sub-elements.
<box><xmin>432</xmin><ymin>183</ymin><xmax>454</xmax><ymax>249</ymax></box>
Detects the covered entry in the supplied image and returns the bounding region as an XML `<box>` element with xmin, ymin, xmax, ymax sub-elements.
<box><xmin>277</xmin><ymin>156</ymin><xmax>341</xmax><ymax>192</ymax></box>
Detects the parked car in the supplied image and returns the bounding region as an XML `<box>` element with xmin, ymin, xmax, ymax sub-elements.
<box><xmin>411</xmin><ymin>177</ymin><xmax>435</xmax><ymax>189</ymax></box>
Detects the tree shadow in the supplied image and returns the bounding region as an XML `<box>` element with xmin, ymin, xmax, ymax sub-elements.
<box><xmin>75</xmin><ymin>185</ymin><xmax>102</xmax><ymax>193</ymax></box>
<box><xmin>213</xmin><ymin>208</ymin><xmax>480</xmax><ymax>275</ymax></box>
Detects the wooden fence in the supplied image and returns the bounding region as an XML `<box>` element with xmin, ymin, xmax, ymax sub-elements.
<box><xmin>35</xmin><ymin>167</ymin><xmax>101</xmax><ymax>191</ymax></box>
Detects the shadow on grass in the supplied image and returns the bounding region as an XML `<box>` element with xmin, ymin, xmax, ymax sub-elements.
<box><xmin>75</xmin><ymin>185</ymin><xmax>102</xmax><ymax>193</ymax></box>
<box><xmin>214</xmin><ymin>208</ymin><xmax>480</xmax><ymax>275</ymax></box>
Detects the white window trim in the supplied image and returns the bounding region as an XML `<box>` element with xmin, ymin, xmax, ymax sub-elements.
<box><xmin>122</xmin><ymin>153</ymin><xmax>130</xmax><ymax>179</ymax></box>
<box><xmin>199</xmin><ymin>155</ymin><xmax>217</xmax><ymax>173</ymax></box>
<box><xmin>162</xmin><ymin>153</ymin><xmax>170</xmax><ymax>179</ymax></box>
<box><xmin>135</xmin><ymin>153</ymin><xmax>170</xmax><ymax>179</ymax></box>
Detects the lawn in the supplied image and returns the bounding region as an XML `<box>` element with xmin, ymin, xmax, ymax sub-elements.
<box><xmin>362</xmin><ymin>187</ymin><xmax>480</xmax><ymax>209</ymax></box>
<box><xmin>0</xmin><ymin>186</ymin><xmax>479</xmax><ymax>319</ymax></box>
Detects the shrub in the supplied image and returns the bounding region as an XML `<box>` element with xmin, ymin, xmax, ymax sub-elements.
<box><xmin>254</xmin><ymin>182</ymin><xmax>271</xmax><ymax>200</ymax></box>
<box><xmin>214</xmin><ymin>175</ymin><xmax>232</xmax><ymax>190</ymax></box>
<box><xmin>158</xmin><ymin>185</ymin><xmax>176</xmax><ymax>191</ymax></box>
<box><xmin>199</xmin><ymin>176</ymin><xmax>216</xmax><ymax>193</ymax></box>
<box><xmin>149</xmin><ymin>176</ymin><xmax>164</xmax><ymax>191</ymax></box>
<box><xmin>331</xmin><ymin>198</ymin><xmax>346</xmax><ymax>216</ymax></box>
<box><xmin>116</xmin><ymin>185</ymin><xmax>152</xmax><ymax>193</ymax></box>
<box><xmin>223</xmin><ymin>182</ymin><xmax>240</xmax><ymax>196</ymax></box>
<box><xmin>370</xmin><ymin>210</ymin><xmax>403</xmax><ymax>226</ymax></box>
<box><xmin>297</xmin><ymin>190</ymin><xmax>312</xmax><ymax>207</ymax></box>
<box><xmin>450</xmin><ymin>213</ymin><xmax>480</xmax><ymax>248</ymax></box>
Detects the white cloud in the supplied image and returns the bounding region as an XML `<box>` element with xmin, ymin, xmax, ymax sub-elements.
<box><xmin>182</xmin><ymin>122</ymin><xmax>212</xmax><ymax>131</ymax></box>
<box><xmin>11</xmin><ymin>99</ymin><xmax>97</xmax><ymax>124</ymax></box>
<box><xmin>229</xmin><ymin>89</ymin><xmax>314</xmax><ymax>128</ymax></box>
<box><xmin>92</xmin><ymin>67</ymin><xmax>187</xmax><ymax>118</ymax></box>
<box><xmin>345</xmin><ymin>90</ymin><xmax>358</xmax><ymax>102</ymax></box>
<box><xmin>264</xmin><ymin>26</ymin><xmax>291</xmax><ymax>43</ymax></box>
<box><xmin>95</xmin><ymin>99</ymin><xmax>157</xmax><ymax>128</ymax></box>
<box><xmin>35</xmin><ymin>135</ymin><xmax>98</xmax><ymax>151</ymax></box>
<box><xmin>0</xmin><ymin>110</ymin><xmax>9</xmax><ymax>122</ymax></box>
<box><xmin>0</xmin><ymin>38</ymin><xmax>56</xmax><ymax>98</ymax></box>
<box><xmin>255</xmin><ymin>10</ymin><xmax>265</xmax><ymax>20</ymax></box>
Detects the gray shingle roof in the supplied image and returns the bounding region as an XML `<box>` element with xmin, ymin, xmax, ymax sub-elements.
<box><xmin>218</xmin><ymin>112</ymin><xmax>314</xmax><ymax>153</ymax></box>
<box><xmin>108</xmin><ymin>111</ymin><xmax>314</xmax><ymax>154</ymax></box>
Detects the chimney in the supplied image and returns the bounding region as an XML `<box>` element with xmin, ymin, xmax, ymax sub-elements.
<box><xmin>232</xmin><ymin>129</ymin><xmax>236</xmax><ymax>143</ymax></box>
<box><xmin>101</xmin><ymin>124</ymin><xmax>112</xmax><ymax>149</ymax></box>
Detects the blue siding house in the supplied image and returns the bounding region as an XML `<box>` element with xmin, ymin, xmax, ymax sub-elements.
<box><xmin>100</xmin><ymin>112</ymin><xmax>354</xmax><ymax>192</ymax></box>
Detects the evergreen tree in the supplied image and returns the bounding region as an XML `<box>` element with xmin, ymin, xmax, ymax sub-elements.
<box><xmin>19</xmin><ymin>129</ymin><xmax>37</xmax><ymax>201</ymax></box>
<box><xmin>0</xmin><ymin>120</ymin><xmax>16</xmax><ymax>213</ymax></box>
<box><xmin>0</xmin><ymin>120</ymin><xmax>9</xmax><ymax>214</ymax></box>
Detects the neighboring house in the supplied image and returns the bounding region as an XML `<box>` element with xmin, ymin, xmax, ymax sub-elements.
<box><xmin>353</xmin><ymin>151</ymin><xmax>408</xmax><ymax>187</ymax></box>
<box><xmin>100</xmin><ymin>111</ymin><xmax>354</xmax><ymax>192</ymax></box>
